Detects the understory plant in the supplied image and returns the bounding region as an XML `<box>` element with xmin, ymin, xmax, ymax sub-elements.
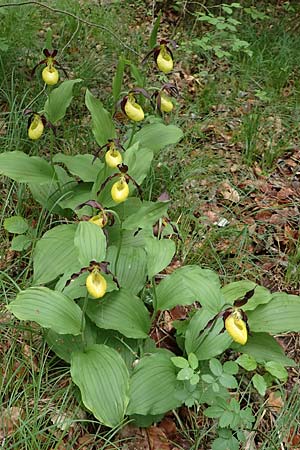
<box><xmin>1</xmin><ymin>18</ymin><xmax>300</xmax><ymax>449</ymax></box>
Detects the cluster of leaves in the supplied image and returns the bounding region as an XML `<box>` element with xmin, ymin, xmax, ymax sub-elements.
<box><xmin>182</xmin><ymin>3</ymin><xmax>268</xmax><ymax>60</ymax></box>
<box><xmin>1</xmin><ymin>19</ymin><xmax>300</xmax><ymax>449</ymax></box>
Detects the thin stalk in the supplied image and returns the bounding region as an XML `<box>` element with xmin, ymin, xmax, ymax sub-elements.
<box><xmin>127</xmin><ymin>123</ymin><xmax>136</xmax><ymax>148</ymax></box>
<box><xmin>115</xmin><ymin>227</ymin><xmax>123</xmax><ymax>276</ymax></box>
<box><xmin>151</xmin><ymin>277</ymin><xmax>158</xmax><ymax>321</ymax></box>
<box><xmin>80</xmin><ymin>291</ymin><xmax>89</xmax><ymax>349</ymax></box>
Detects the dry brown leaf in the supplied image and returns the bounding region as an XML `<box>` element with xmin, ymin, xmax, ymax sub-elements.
<box><xmin>0</xmin><ymin>406</ymin><xmax>24</xmax><ymax>439</ymax></box>
<box><xmin>267</xmin><ymin>391</ymin><xmax>284</xmax><ymax>412</ymax></box>
<box><xmin>219</xmin><ymin>182</ymin><xmax>240</xmax><ymax>203</ymax></box>
<box><xmin>118</xmin><ymin>424</ymin><xmax>149</xmax><ymax>450</ymax></box>
<box><xmin>147</xmin><ymin>426</ymin><xmax>171</xmax><ymax>450</ymax></box>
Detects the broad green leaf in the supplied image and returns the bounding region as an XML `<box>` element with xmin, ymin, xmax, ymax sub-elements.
<box><xmin>131</xmin><ymin>123</ymin><xmax>183</xmax><ymax>153</ymax></box>
<box><xmin>33</xmin><ymin>224</ymin><xmax>79</xmax><ymax>285</ymax></box>
<box><xmin>156</xmin><ymin>266</ymin><xmax>223</xmax><ymax>313</ymax></box>
<box><xmin>202</xmin><ymin>374</ymin><xmax>215</xmax><ymax>384</ymax></box>
<box><xmin>185</xmin><ymin>309</ymin><xmax>232</xmax><ymax>360</ymax></box>
<box><xmin>46</xmin><ymin>317</ymin><xmax>97</xmax><ymax>362</ymax></box>
<box><xmin>204</xmin><ymin>405</ymin><xmax>225</xmax><ymax>418</ymax></box>
<box><xmin>149</xmin><ymin>12</ymin><xmax>161</xmax><ymax>48</ymax></box>
<box><xmin>58</xmin><ymin>183</ymin><xmax>93</xmax><ymax>213</ymax></box>
<box><xmin>221</xmin><ymin>281</ymin><xmax>272</xmax><ymax>311</ymax></box>
<box><xmin>95</xmin><ymin>329</ymin><xmax>141</xmax><ymax>371</ymax></box>
<box><xmin>4</xmin><ymin>216</ymin><xmax>28</xmax><ymax>234</ymax></box>
<box><xmin>74</xmin><ymin>221</ymin><xmax>107</xmax><ymax>266</ymax></box>
<box><xmin>28</xmin><ymin>165</ymin><xmax>76</xmax><ymax>217</ymax></box>
<box><xmin>145</xmin><ymin>237</ymin><xmax>176</xmax><ymax>278</ymax></box>
<box><xmin>122</xmin><ymin>201</ymin><xmax>169</xmax><ymax>231</ymax></box>
<box><xmin>188</xmin><ymin>353</ymin><xmax>198</xmax><ymax>370</ymax></box>
<box><xmin>0</xmin><ymin>151</ymin><xmax>55</xmax><ymax>184</ymax></box>
<box><xmin>106</xmin><ymin>245</ymin><xmax>147</xmax><ymax>295</ymax></box>
<box><xmin>265</xmin><ymin>362</ymin><xmax>288</xmax><ymax>381</ymax></box>
<box><xmin>8</xmin><ymin>287</ymin><xmax>82</xmax><ymax>335</ymax></box>
<box><xmin>248</xmin><ymin>293</ymin><xmax>300</xmax><ymax>333</ymax></box>
<box><xmin>127</xmin><ymin>353</ymin><xmax>182</xmax><ymax>415</ymax></box>
<box><xmin>124</xmin><ymin>143</ymin><xmax>153</xmax><ymax>185</ymax></box>
<box><xmin>212</xmin><ymin>436</ymin><xmax>239</xmax><ymax>450</ymax></box>
<box><xmin>112</xmin><ymin>56</ymin><xmax>125</xmax><ymax>103</ymax></box>
<box><xmin>11</xmin><ymin>234</ymin><xmax>32</xmax><ymax>251</ymax></box>
<box><xmin>53</xmin><ymin>153</ymin><xmax>103</xmax><ymax>182</ymax></box>
<box><xmin>71</xmin><ymin>344</ymin><xmax>129</xmax><ymax>427</ymax></box>
<box><xmin>236</xmin><ymin>354</ymin><xmax>257</xmax><ymax>371</ymax></box>
<box><xmin>177</xmin><ymin>367</ymin><xmax>194</xmax><ymax>380</ymax></box>
<box><xmin>223</xmin><ymin>361</ymin><xmax>238</xmax><ymax>375</ymax></box>
<box><xmin>232</xmin><ymin>332</ymin><xmax>295</xmax><ymax>366</ymax></box>
<box><xmin>44</xmin><ymin>79</ymin><xmax>82</xmax><ymax>124</ymax></box>
<box><xmin>85</xmin><ymin>89</ymin><xmax>116</xmax><ymax>146</ymax></box>
<box><xmin>219</xmin><ymin>373</ymin><xmax>238</xmax><ymax>389</ymax></box>
<box><xmin>252</xmin><ymin>374</ymin><xmax>267</xmax><ymax>396</ymax></box>
<box><xmin>171</xmin><ymin>356</ymin><xmax>189</xmax><ymax>369</ymax></box>
<box><xmin>86</xmin><ymin>288</ymin><xmax>150</xmax><ymax>339</ymax></box>
<box><xmin>209</xmin><ymin>358</ymin><xmax>223</xmax><ymax>377</ymax></box>
<box><xmin>130</xmin><ymin>63</ymin><xmax>145</xmax><ymax>88</ymax></box>
<box><xmin>108</xmin><ymin>227</ymin><xmax>152</xmax><ymax>250</ymax></box>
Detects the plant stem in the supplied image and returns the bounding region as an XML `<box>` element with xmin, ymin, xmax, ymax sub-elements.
<box><xmin>151</xmin><ymin>277</ymin><xmax>158</xmax><ymax>321</ymax></box>
<box><xmin>80</xmin><ymin>292</ymin><xmax>89</xmax><ymax>350</ymax></box>
<box><xmin>127</xmin><ymin>123</ymin><xmax>136</xmax><ymax>148</ymax></box>
<box><xmin>115</xmin><ymin>226</ymin><xmax>123</xmax><ymax>276</ymax></box>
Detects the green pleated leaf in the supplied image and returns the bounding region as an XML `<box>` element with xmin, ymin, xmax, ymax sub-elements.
<box><xmin>71</xmin><ymin>344</ymin><xmax>130</xmax><ymax>427</ymax></box>
<box><xmin>74</xmin><ymin>221</ymin><xmax>107</xmax><ymax>266</ymax></box>
<box><xmin>85</xmin><ymin>89</ymin><xmax>116</xmax><ymax>146</ymax></box>
<box><xmin>131</xmin><ymin>123</ymin><xmax>183</xmax><ymax>153</ymax></box>
<box><xmin>112</xmin><ymin>56</ymin><xmax>125</xmax><ymax>104</ymax></box>
<box><xmin>86</xmin><ymin>288</ymin><xmax>150</xmax><ymax>339</ymax></box>
<box><xmin>58</xmin><ymin>183</ymin><xmax>94</xmax><ymax>213</ymax></box>
<box><xmin>46</xmin><ymin>316</ymin><xmax>97</xmax><ymax>362</ymax></box>
<box><xmin>221</xmin><ymin>281</ymin><xmax>272</xmax><ymax>311</ymax></box>
<box><xmin>185</xmin><ymin>310</ymin><xmax>232</xmax><ymax>360</ymax></box>
<box><xmin>107</xmin><ymin>245</ymin><xmax>147</xmax><ymax>295</ymax></box>
<box><xmin>0</xmin><ymin>151</ymin><xmax>55</xmax><ymax>184</ymax></box>
<box><xmin>149</xmin><ymin>12</ymin><xmax>161</xmax><ymax>48</ymax></box>
<box><xmin>8</xmin><ymin>287</ymin><xmax>83</xmax><ymax>335</ymax></box>
<box><xmin>33</xmin><ymin>224</ymin><xmax>79</xmax><ymax>285</ymax></box>
<box><xmin>127</xmin><ymin>353</ymin><xmax>182</xmax><ymax>416</ymax></box>
<box><xmin>28</xmin><ymin>165</ymin><xmax>76</xmax><ymax>217</ymax></box>
<box><xmin>145</xmin><ymin>237</ymin><xmax>176</xmax><ymax>278</ymax></box>
<box><xmin>232</xmin><ymin>332</ymin><xmax>295</xmax><ymax>366</ymax></box>
<box><xmin>122</xmin><ymin>201</ymin><xmax>169</xmax><ymax>231</ymax></box>
<box><xmin>53</xmin><ymin>153</ymin><xmax>103</xmax><ymax>182</ymax></box>
<box><xmin>248</xmin><ymin>292</ymin><xmax>300</xmax><ymax>333</ymax></box>
<box><xmin>44</xmin><ymin>79</ymin><xmax>82</xmax><ymax>124</ymax></box>
<box><xmin>156</xmin><ymin>266</ymin><xmax>224</xmax><ymax>313</ymax></box>
<box><xmin>124</xmin><ymin>143</ymin><xmax>153</xmax><ymax>185</ymax></box>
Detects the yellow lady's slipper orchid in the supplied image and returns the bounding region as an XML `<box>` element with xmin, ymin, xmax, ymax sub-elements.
<box><xmin>89</xmin><ymin>213</ymin><xmax>107</xmax><ymax>228</ymax></box>
<box><xmin>225</xmin><ymin>309</ymin><xmax>248</xmax><ymax>345</ymax></box>
<box><xmin>124</xmin><ymin>95</ymin><xmax>144</xmax><ymax>122</ymax></box>
<box><xmin>160</xmin><ymin>92</ymin><xmax>174</xmax><ymax>113</ymax></box>
<box><xmin>42</xmin><ymin>65</ymin><xmax>59</xmax><ymax>86</ymax></box>
<box><xmin>111</xmin><ymin>177</ymin><xmax>129</xmax><ymax>203</ymax></box>
<box><xmin>28</xmin><ymin>114</ymin><xmax>44</xmax><ymax>140</ymax></box>
<box><xmin>156</xmin><ymin>45</ymin><xmax>173</xmax><ymax>73</ymax></box>
<box><xmin>105</xmin><ymin>149</ymin><xmax>122</xmax><ymax>168</ymax></box>
<box><xmin>86</xmin><ymin>268</ymin><xmax>107</xmax><ymax>298</ymax></box>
